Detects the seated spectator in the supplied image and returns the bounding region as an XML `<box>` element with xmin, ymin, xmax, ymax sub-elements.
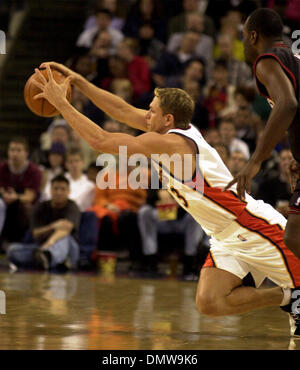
<box><xmin>214</xmin><ymin>14</ymin><xmax>245</xmax><ymax>62</ymax></box>
<box><xmin>100</xmin><ymin>55</ymin><xmax>128</xmax><ymax>90</ymax></box>
<box><xmin>84</xmin><ymin>0</ymin><xmax>126</xmax><ymax>32</ymax></box>
<box><xmin>203</xmin><ymin>59</ymin><xmax>236</xmax><ymax>127</ymax></box>
<box><xmin>218</xmin><ymin>119</ymin><xmax>250</xmax><ymax>160</ymax></box>
<box><xmin>0</xmin><ymin>137</ymin><xmax>42</xmax><ymax>245</ymax></box>
<box><xmin>31</xmin><ymin>122</ymin><xmax>71</xmax><ymax>166</ymax></box>
<box><xmin>167</xmin><ymin>12</ymin><xmax>214</xmax><ymax>78</ymax></box>
<box><xmin>227</xmin><ymin>150</ymin><xmax>258</xmax><ymax>196</ymax></box>
<box><xmin>137</xmin><ymin>189</ymin><xmax>205</xmax><ymax>279</ymax></box>
<box><xmin>213</xmin><ymin>34</ymin><xmax>253</xmax><ymax>86</ymax></box>
<box><xmin>40</xmin><ymin>142</ymin><xmax>66</xmax><ymax>201</ymax></box>
<box><xmin>153</xmin><ymin>30</ymin><xmax>202</xmax><ymax>88</ymax></box>
<box><xmin>102</xmin><ymin>119</ymin><xmax>123</xmax><ymax>133</ymax></box>
<box><xmin>87</xmin><ymin>162</ymin><xmax>100</xmax><ymax>184</ymax></box>
<box><xmin>69</xmin><ymin>127</ymin><xmax>99</xmax><ymax>170</ymax></box>
<box><xmin>117</xmin><ymin>38</ymin><xmax>152</xmax><ymax>101</ymax></box>
<box><xmin>90</xmin><ymin>162</ymin><xmax>147</xmax><ymax>251</ymax></box>
<box><xmin>203</xmin><ymin>127</ymin><xmax>221</xmax><ymax>146</ymax></box>
<box><xmin>137</xmin><ymin>21</ymin><xmax>165</xmax><ymax>69</ymax></box>
<box><xmin>182</xmin><ymin>79</ymin><xmax>209</xmax><ymax>131</ymax></box>
<box><xmin>110</xmin><ymin>78</ymin><xmax>133</xmax><ymax>103</ymax></box>
<box><xmin>71</xmin><ymin>86</ymin><xmax>105</xmax><ymax>127</ymax></box>
<box><xmin>166</xmin><ymin>57</ymin><xmax>206</xmax><ymax>89</ymax></box>
<box><xmin>64</xmin><ymin>148</ymin><xmax>95</xmax><ymax>212</ymax></box>
<box><xmin>256</xmin><ymin>148</ymin><xmax>293</xmax><ymax>217</ymax></box>
<box><xmin>231</xmin><ymin>85</ymin><xmax>264</xmax><ymax>153</ymax></box>
<box><xmin>168</xmin><ymin>0</ymin><xmax>216</xmax><ymax>39</ymax></box>
<box><xmin>68</xmin><ymin>50</ymin><xmax>98</xmax><ymax>82</ymax></box>
<box><xmin>122</xmin><ymin>0</ymin><xmax>167</xmax><ymax>44</ymax></box>
<box><xmin>7</xmin><ymin>175</ymin><xmax>81</xmax><ymax>271</ymax></box>
<box><xmin>212</xmin><ymin>142</ymin><xmax>230</xmax><ymax>167</ymax></box>
<box><xmin>88</xmin><ymin>31</ymin><xmax>112</xmax><ymax>81</ymax></box>
<box><xmin>76</xmin><ymin>8</ymin><xmax>123</xmax><ymax>52</ymax></box>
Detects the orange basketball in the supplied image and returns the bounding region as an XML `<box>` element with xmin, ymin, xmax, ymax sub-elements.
<box><xmin>24</xmin><ymin>68</ymin><xmax>72</xmax><ymax>117</ymax></box>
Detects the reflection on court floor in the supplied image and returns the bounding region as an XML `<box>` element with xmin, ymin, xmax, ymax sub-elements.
<box><xmin>0</xmin><ymin>272</ymin><xmax>298</xmax><ymax>350</ymax></box>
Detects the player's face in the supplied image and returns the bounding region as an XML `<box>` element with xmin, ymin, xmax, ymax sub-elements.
<box><xmin>242</xmin><ymin>20</ymin><xmax>258</xmax><ymax>64</ymax></box>
<box><xmin>145</xmin><ymin>97</ymin><xmax>166</xmax><ymax>133</ymax></box>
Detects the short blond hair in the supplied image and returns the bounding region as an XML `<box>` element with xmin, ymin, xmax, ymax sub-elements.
<box><xmin>154</xmin><ymin>88</ymin><xmax>195</xmax><ymax>129</ymax></box>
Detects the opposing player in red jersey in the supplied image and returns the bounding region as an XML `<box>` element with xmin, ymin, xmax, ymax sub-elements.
<box><xmin>225</xmin><ymin>9</ymin><xmax>300</xmax><ymax>265</ymax></box>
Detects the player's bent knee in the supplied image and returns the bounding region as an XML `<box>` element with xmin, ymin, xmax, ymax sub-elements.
<box><xmin>196</xmin><ymin>293</ymin><xmax>221</xmax><ymax>316</ymax></box>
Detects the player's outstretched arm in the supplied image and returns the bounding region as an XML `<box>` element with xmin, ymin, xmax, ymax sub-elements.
<box><xmin>32</xmin><ymin>65</ymin><xmax>181</xmax><ymax>157</ymax></box>
<box><xmin>39</xmin><ymin>61</ymin><xmax>148</xmax><ymax>132</ymax></box>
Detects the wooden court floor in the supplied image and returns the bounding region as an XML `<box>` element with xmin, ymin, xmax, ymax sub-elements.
<box><xmin>0</xmin><ymin>271</ymin><xmax>299</xmax><ymax>350</ymax></box>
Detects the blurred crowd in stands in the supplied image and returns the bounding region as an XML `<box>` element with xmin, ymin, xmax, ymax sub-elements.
<box><xmin>0</xmin><ymin>0</ymin><xmax>299</xmax><ymax>279</ymax></box>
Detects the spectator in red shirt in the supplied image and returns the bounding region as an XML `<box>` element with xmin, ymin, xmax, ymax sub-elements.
<box><xmin>117</xmin><ymin>37</ymin><xmax>151</xmax><ymax>101</ymax></box>
<box><xmin>0</xmin><ymin>137</ymin><xmax>42</xmax><ymax>246</ymax></box>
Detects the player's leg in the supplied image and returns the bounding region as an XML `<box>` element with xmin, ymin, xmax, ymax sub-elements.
<box><xmin>284</xmin><ymin>180</ymin><xmax>300</xmax><ymax>259</ymax></box>
<box><xmin>196</xmin><ymin>266</ymin><xmax>283</xmax><ymax>316</ymax></box>
<box><xmin>284</xmin><ymin>214</ymin><xmax>300</xmax><ymax>260</ymax></box>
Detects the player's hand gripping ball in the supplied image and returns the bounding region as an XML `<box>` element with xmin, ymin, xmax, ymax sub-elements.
<box><xmin>24</xmin><ymin>68</ymin><xmax>72</xmax><ymax>117</ymax></box>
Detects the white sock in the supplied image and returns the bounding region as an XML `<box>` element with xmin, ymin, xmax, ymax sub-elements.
<box><xmin>280</xmin><ymin>288</ymin><xmax>291</xmax><ymax>306</ymax></box>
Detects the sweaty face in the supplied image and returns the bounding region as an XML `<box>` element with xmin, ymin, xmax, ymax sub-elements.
<box><xmin>145</xmin><ymin>97</ymin><xmax>166</xmax><ymax>133</ymax></box>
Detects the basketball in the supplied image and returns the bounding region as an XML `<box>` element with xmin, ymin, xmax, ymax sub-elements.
<box><xmin>24</xmin><ymin>68</ymin><xmax>72</xmax><ymax>117</ymax></box>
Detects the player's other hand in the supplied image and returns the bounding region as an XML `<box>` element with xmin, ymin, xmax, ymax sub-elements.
<box><xmin>287</xmin><ymin>159</ymin><xmax>300</xmax><ymax>193</ymax></box>
<box><xmin>39</xmin><ymin>61</ymin><xmax>81</xmax><ymax>85</ymax></box>
<box><xmin>223</xmin><ymin>160</ymin><xmax>262</xmax><ymax>201</ymax></box>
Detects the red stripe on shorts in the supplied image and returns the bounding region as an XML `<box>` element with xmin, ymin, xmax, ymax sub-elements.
<box><xmin>237</xmin><ymin>209</ymin><xmax>300</xmax><ymax>287</ymax></box>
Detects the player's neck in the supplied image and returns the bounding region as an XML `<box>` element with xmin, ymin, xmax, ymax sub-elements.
<box><xmin>260</xmin><ymin>38</ymin><xmax>284</xmax><ymax>53</ymax></box>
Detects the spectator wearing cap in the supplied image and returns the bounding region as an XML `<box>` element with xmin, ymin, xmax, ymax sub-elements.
<box><xmin>31</xmin><ymin>122</ymin><xmax>70</xmax><ymax>167</ymax></box>
<box><xmin>40</xmin><ymin>142</ymin><xmax>66</xmax><ymax>201</ymax></box>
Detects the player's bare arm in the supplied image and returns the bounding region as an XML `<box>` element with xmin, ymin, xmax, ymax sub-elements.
<box><xmin>224</xmin><ymin>58</ymin><xmax>298</xmax><ymax>199</ymax></box>
<box><xmin>32</xmin><ymin>66</ymin><xmax>194</xmax><ymax>163</ymax></box>
<box><xmin>251</xmin><ymin>58</ymin><xmax>298</xmax><ymax>163</ymax></box>
<box><xmin>39</xmin><ymin>61</ymin><xmax>148</xmax><ymax>131</ymax></box>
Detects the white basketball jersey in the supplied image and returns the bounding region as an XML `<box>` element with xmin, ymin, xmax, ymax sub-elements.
<box><xmin>151</xmin><ymin>124</ymin><xmax>286</xmax><ymax>237</ymax></box>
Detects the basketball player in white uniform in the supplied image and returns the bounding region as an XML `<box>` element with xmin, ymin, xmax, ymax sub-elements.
<box><xmin>32</xmin><ymin>63</ymin><xmax>300</xmax><ymax>336</ymax></box>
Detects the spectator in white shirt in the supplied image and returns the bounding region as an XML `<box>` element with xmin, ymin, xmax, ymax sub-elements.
<box><xmin>65</xmin><ymin>147</ymin><xmax>95</xmax><ymax>212</ymax></box>
<box><xmin>218</xmin><ymin>119</ymin><xmax>250</xmax><ymax>160</ymax></box>
<box><xmin>76</xmin><ymin>8</ymin><xmax>123</xmax><ymax>54</ymax></box>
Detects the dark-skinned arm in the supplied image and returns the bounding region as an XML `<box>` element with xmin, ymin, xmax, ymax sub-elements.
<box><xmin>251</xmin><ymin>57</ymin><xmax>298</xmax><ymax>163</ymax></box>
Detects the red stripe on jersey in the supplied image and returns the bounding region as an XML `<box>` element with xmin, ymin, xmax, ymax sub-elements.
<box><xmin>186</xmin><ymin>174</ymin><xmax>247</xmax><ymax>217</ymax></box>
<box><xmin>253</xmin><ymin>53</ymin><xmax>297</xmax><ymax>98</ymax></box>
